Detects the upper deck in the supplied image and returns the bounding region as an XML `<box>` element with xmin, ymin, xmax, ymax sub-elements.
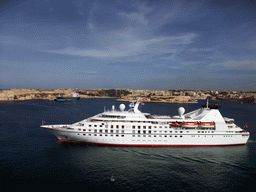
<box><xmin>86</xmin><ymin>99</ymin><xmax>225</xmax><ymax>124</ymax></box>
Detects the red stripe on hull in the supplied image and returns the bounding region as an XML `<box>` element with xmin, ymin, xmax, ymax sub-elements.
<box><xmin>58</xmin><ymin>139</ymin><xmax>246</xmax><ymax>147</ymax></box>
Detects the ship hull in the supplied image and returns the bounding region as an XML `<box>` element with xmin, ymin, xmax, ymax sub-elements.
<box><xmin>46</xmin><ymin>129</ymin><xmax>249</xmax><ymax>147</ymax></box>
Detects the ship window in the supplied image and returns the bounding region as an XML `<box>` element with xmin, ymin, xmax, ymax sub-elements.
<box><xmin>180</xmin><ymin>135</ymin><xmax>183</xmax><ymax>137</ymax></box>
<box><xmin>83</xmin><ymin>129</ymin><xmax>86</xmax><ymax>131</ymax></box>
<box><xmin>202</xmin><ymin>131</ymin><xmax>204</xmax><ymax>133</ymax></box>
<box><xmin>149</xmin><ymin>131</ymin><xmax>151</xmax><ymax>134</ymax></box>
<box><xmin>132</xmin><ymin>126</ymin><xmax>135</xmax><ymax>129</ymax></box>
<box><xmin>94</xmin><ymin>125</ymin><xmax>97</xmax><ymax>127</ymax></box>
<box><xmin>105</xmin><ymin>130</ymin><xmax>108</xmax><ymax>133</ymax></box>
<box><xmin>198</xmin><ymin>131</ymin><xmax>200</xmax><ymax>133</ymax></box>
<box><xmin>138</xmin><ymin>126</ymin><xmax>141</xmax><ymax>129</ymax></box>
<box><xmin>121</xmin><ymin>135</ymin><xmax>124</xmax><ymax>137</ymax></box>
<box><xmin>148</xmin><ymin>135</ymin><xmax>151</xmax><ymax>137</ymax></box>
<box><xmin>100</xmin><ymin>134</ymin><xmax>102</xmax><ymax>136</ymax></box>
<box><xmin>121</xmin><ymin>130</ymin><xmax>124</xmax><ymax>133</ymax></box>
<box><xmin>170</xmin><ymin>131</ymin><xmax>172</xmax><ymax>133</ymax></box>
<box><xmin>159</xmin><ymin>126</ymin><xmax>162</xmax><ymax>128</ymax></box>
<box><xmin>116</xmin><ymin>125</ymin><xmax>119</xmax><ymax>128</ymax></box>
<box><xmin>132</xmin><ymin>135</ymin><xmax>135</xmax><ymax>137</ymax></box>
<box><xmin>111</xmin><ymin>125</ymin><xmax>113</xmax><ymax>128</ymax></box>
<box><xmin>180</xmin><ymin>131</ymin><xmax>183</xmax><ymax>133</ymax></box>
<box><xmin>164</xmin><ymin>126</ymin><xmax>167</xmax><ymax>129</ymax></box>
<box><xmin>132</xmin><ymin>130</ymin><xmax>135</xmax><ymax>133</ymax></box>
<box><xmin>99</xmin><ymin>130</ymin><xmax>102</xmax><ymax>133</ymax></box>
<box><xmin>138</xmin><ymin>130</ymin><xmax>141</xmax><ymax>134</ymax></box>
<box><xmin>170</xmin><ymin>135</ymin><xmax>172</xmax><ymax>137</ymax></box>
<box><xmin>78</xmin><ymin>128</ymin><xmax>81</xmax><ymax>131</ymax></box>
<box><xmin>89</xmin><ymin>125</ymin><xmax>91</xmax><ymax>127</ymax></box>
<box><xmin>143</xmin><ymin>130</ymin><xmax>146</xmax><ymax>134</ymax></box>
<box><xmin>138</xmin><ymin>135</ymin><xmax>141</xmax><ymax>137</ymax></box>
<box><xmin>143</xmin><ymin>135</ymin><xmax>146</xmax><ymax>137</ymax></box>
<box><xmin>89</xmin><ymin>134</ymin><xmax>91</xmax><ymax>136</ymax></box>
<box><xmin>154</xmin><ymin>135</ymin><xmax>157</xmax><ymax>137</ymax></box>
<box><xmin>116</xmin><ymin>130</ymin><xmax>119</xmax><ymax>133</ymax></box>
<box><xmin>149</xmin><ymin>126</ymin><xmax>151</xmax><ymax>129</ymax></box>
<box><xmin>94</xmin><ymin>129</ymin><xmax>97</xmax><ymax>133</ymax></box>
<box><xmin>154</xmin><ymin>126</ymin><xmax>157</xmax><ymax>128</ymax></box>
<box><xmin>105</xmin><ymin>134</ymin><xmax>108</xmax><ymax>136</ymax></box>
<box><xmin>116</xmin><ymin>135</ymin><xmax>119</xmax><ymax>137</ymax></box>
<box><xmin>143</xmin><ymin>126</ymin><xmax>146</xmax><ymax>129</ymax></box>
<box><xmin>175</xmin><ymin>135</ymin><xmax>177</xmax><ymax>137</ymax></box>
<box><xmin>89</xmin><ymin>129</ymin><xmax>91</xmax><ymax>131</ymax></box>
<box><xmin>94</xmin><ymin>134</ymin><xmax>97</xmax><ymax>136</ymax></box>
<box><xmin>111</xmin><ymin>134</ymin><xmax>113</xmax><ymax>137</ymax></box>
<box><xmin>122</xmin><ymin>125</ymin><xmax>124</xmax><ymax>128</ymax></box>
<box><xmin>111</xmin><ymin>130</ymin><xmax>113</xmax><ymax>133</ymax></box>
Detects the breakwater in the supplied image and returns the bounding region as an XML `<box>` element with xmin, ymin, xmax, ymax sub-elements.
<box><xmin>0</xmin><ymin>89</ymin><xmax>255</xmax><ymax>104</ymax></box>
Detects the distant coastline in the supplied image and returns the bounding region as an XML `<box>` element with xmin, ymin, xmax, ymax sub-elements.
<box><xmin>0</xmin><ymin>89</ymin><xmax>255</xmax><ymax>104</ymax></box>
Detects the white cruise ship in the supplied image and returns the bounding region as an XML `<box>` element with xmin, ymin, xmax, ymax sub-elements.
<box><xmin>41</xmin><ymin>99</ymin><xmax>250</xmax><ymax>146</ymax></box>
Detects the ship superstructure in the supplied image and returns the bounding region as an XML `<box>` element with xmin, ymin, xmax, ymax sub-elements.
<box><xmin>41</xmin><ymin>99</ymin><xmax>250</xmax><ymax>146</ymax></box>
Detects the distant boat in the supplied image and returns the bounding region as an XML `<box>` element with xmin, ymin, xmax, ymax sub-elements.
<box><xmin>55</xmin><ymin>93</ymin><xmax>80</xmax><ymax>101</ymax></box>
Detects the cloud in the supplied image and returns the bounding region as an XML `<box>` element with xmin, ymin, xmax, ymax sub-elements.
<box><xmin>120</xmin><ymin>12</ymin><xmax>149</xmax><ymax>26</ymax></box>
<box><xmin>46</xmin><ymin>32</ymin><xmax>197</xmax><ymax>60</ymax></box>
<box><xmin>0</xmin><ymin>34</ymin><xmax>22</xmax><ymax>44</ymax></box>
<box><xmin>216</xmin><ymin>59</ymin><xmax>256</xmax><ymax>70</ymax></box>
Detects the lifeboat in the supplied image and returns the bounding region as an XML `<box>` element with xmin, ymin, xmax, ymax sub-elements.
<box><xmin>198</xmin><ymin>122</ymin><xmax>215</xmax><ymax>129</ymax></box>
<box><xmin>170</xmin><ymin>122</ymin><xmax>181</xmax><ymax>127</ymax></box>
<box><xmin>182</xmin><ymin>122</ymin><xmax>198</xmax><ymax>128</ymax></box>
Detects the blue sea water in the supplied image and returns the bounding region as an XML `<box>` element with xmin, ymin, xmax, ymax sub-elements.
<box><xmin>0</xmin><ymin>98</ymin><xmax>256</xmax><ymax>192</ymax></box>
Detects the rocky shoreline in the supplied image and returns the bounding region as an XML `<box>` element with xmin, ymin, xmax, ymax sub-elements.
<box><xmin>0</xmin><ymin>89</ymin><xmax>255</xmax><ymax>104</ymax></box>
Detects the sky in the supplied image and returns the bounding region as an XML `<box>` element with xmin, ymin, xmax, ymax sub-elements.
<box><xmin>1</xmin><ymin>0</ymin><xmax>256</xmax><ymax>91</ymax></box>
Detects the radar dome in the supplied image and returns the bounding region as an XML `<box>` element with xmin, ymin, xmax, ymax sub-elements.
<box><xmin>119</xmin><ymin>104</ymin><xmax>125</xmax><ymax>111</ymax></box>
<box><xmin>178</xmin><ymin>107</ymin><xmax>185</xmax><ymax>115</ymax></box>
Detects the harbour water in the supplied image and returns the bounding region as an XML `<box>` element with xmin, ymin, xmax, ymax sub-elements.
<box><xmin>0</xmin><ymin>98</ymin><xmax>256</xmax><ymax>191</ymax></box>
